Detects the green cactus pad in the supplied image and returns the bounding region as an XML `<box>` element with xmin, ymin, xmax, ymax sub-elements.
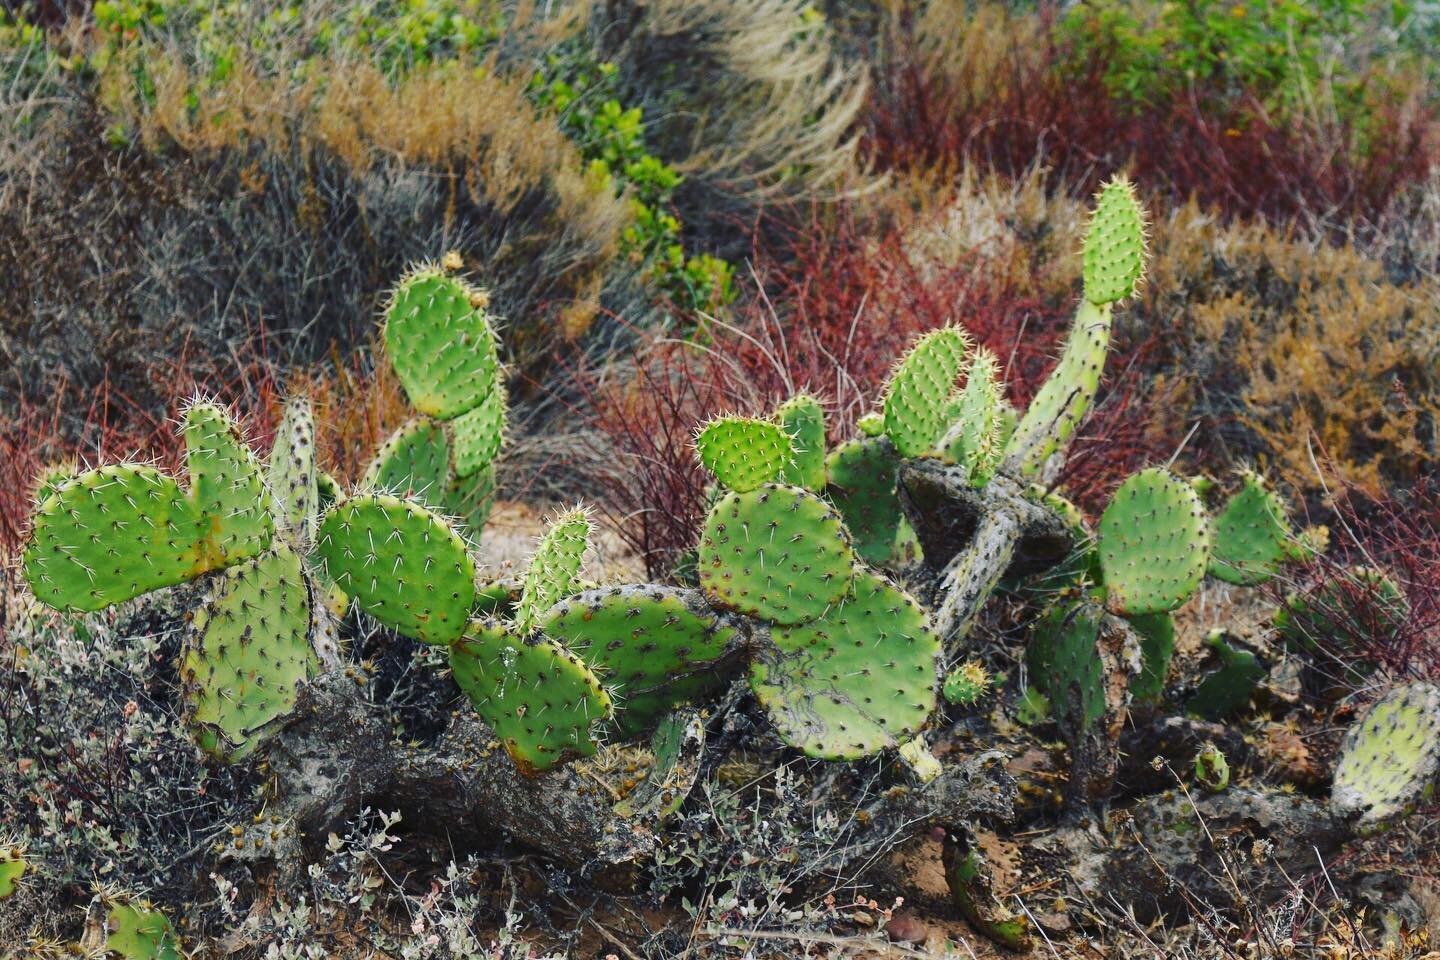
<box><xmin>1275</xmin><ymin>566</ymin><xmax>1409</xmax><ymax>656</ymax></box>
<box><xmin>824</xmin><ymin>438</ymin><xmax>903</xmax><ymax>566</ymax></box>
<box><xmin>857</xmin><ymin>412</ymin><xmax>885</xmax><ymax>437</ymax></box>
<box><xmin>1082</xmin><ymin>175</ymin><xmax>1147</xmax><ymax>305</ymax></box>
<box><xmin>1027</xmin><ymin>600</ymin><xmax>1105</xmax><ymax>731</ymax></box>
<box><xmin>882</xmin><ymin>327</ymin><xmax>970</xmax><ymax>457</ymax></box>
<box><xmin>364</xmin><ymin>416</ymin><xmax>450</xmax><ymax>505</ymax></box>
<box><xmin>0</xmin><ymin>846</ymin><xmax>26</xmax><ymax>899</ymax></box>
<box><xmin>107</xmin><ymin>903</ymin><xmax>182</xmax><ymax>960</ymax></box>
<box><xmin>942</xmin><ymin>660</ymin><xmax>991</xmax><ymax>706</ymax></box>
<box><xmin>1186</xmin><ymin>632</ymin><xmax>1265</xmax><ymax>720</ymax></box>
<box><xmin>515</xmin><ymin>508</ymin><xmax>591</xmax><ymax>634</ymax></box>
<box><xmin>1127</xmin><ymin>611</ymin><xmax>1175</xmax><ymax>705</ymax></box>
<box><xmin>939</xmin><ymin>348</ymin><xmax>1004</xmax><ymax>485</ymax></box>
<box><xmin>444</xmin><ymin>460</ymin><xmax>498</xmax><ymax>535</ymax></box>
<box><xmin>450</xmin><ymin>620</ymin><xmax>612</xmax><ymax>774</ymax></box>
<box><xmin>383</xmin><ymin>267</ymin><xmax>500</xmax><ymax>419</ymax></box>
<box><xmin>749</xmin><ymin>571</ymin><xmax>938</xmax><ymax>759</ymax></box>
<box><xmin>1002</xmin><ymin>300</ymin><xmax>1112</xmax><ymax>477</ymax></box>
<box><xmin>1331</xmin><ymin>682</ymin><xmax>1440</xmax><ymax>826</ymax></box>
<box><xmin>182</xmin><ymin>546</ymin><xmax>317</xmax><ymax>760</ymax></box>
<box><xmin>182</xmin><ymin>401</ymin><xmax>273</xmax><ymax>560</ymax></box>
<box><xmin>315</xmin><ymin>494</ymin><xmax>475</xmax><ymax>645</ymax></box>
<box><xmin>1098</xmin><ymin>467</ymin><xmax>1210</xmax><ymax>615</ymax></box>
<box><xmin>612</xmin><ymin>711</ymin><xmax>707</xmax><ymax>821</ymax></box>
<box><xmin>32</xmin><ymin>462</ymin><xmax>78</xmax><ymax>506</ymax></box>
<box><xmin>694</xmin><ymin>416</ymin><xmax>793</xmax><ymax>492</ymax></box>
<box><xmin>775</xmin><ymin>394</ymin><xmax>827</xmax><ymax>490</ymax></box>
<box><xmin>1209</xmin><ymin>472</ymin><xmax>1297</xmax><ymax>586</ymax></box>
<box><xmin>541</xmin><ymin>585</ymin><xmax>740</xmax><ymax>735</ymax></box>
<box><xmin>699</xmin><ymin>484</ymin><xmax>857</xmax><ymax>626</ymax></box>
<box><xmin>267</xmin><ymin>397</ymin><xmax>317</xmax><ymax>546</ymax></box>
<box><xmin>316</xmin><ymin>470</ymin><xmax>340</xmax><ymax>510</ymax></box>
<box><xmin>450</xmin><ymin>379</ymin><xmax>507</xmax><ymax>479</ymax></box>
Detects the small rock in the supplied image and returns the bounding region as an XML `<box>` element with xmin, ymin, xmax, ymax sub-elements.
<box><xmin>884</xmin><ymin>913</ymin><xmax>929</xmax><ymax>944</ymax></box>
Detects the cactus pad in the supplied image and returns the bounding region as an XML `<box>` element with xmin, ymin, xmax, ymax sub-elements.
<box><xmin>365</xmin><ymin>416</ymin><xmax>450</xmax><ymax>505</ymax></box>
<box><xmin>450</xmin><ymin>379</ymin><xmax>507</xmax><ymax>479</ymax></box>
<box><xmin>450</xmin><ymin>620</ymin><xmax>612</xmax><ymax>773</ymax></box>
<box><xmin>1274</xmin><ymin>566</ymin><xmax>1409</xmax><ymax>655</ymax></box>
<box><xmin>0</xmin><ymin>846</ymin><xmax>26</xmax><ymax>899</ymax></box>
<box><xmin>267</xmin><ymin>397</ymin><xmax>317</xmax><ymax>546</ymax></box>
<box><xmin>183</xmin><ymin>545</ymin><xmax>316</xmax><ymax>759</ymax></box>
<box><xmin>445</xmin><ymin>460</ymin><xmax>498</xmax><ymax>535</ymax></box>
<box><xmin>1127</xmin><ymin>611</ymin><xmax>1175</xmax><ymax>705</ymax></box>
<box><xmin>749</xmin><ymin>571</ymin><xmax>938</xmax><ymax>759</ymax></box>
<box><xmin>942</xmin><ymin>660</ymin><xmax>992</xmax><ymax>706</ymax></box>
<box><xmin>1082</xmin><ymin>175</ymin><xmax>1147</xmax><ymax>305</ymax></box>
<box><xmin>1098</xmin><ymin>468</ymin><xmax>1210</xmax><ymax>615</ymax></box>
<box><xmin>699</xmin><ymin>484</ymin><xmax>857</xmax><ymax>625</ymax></box>
<box><xmin>541</xmin><ymin>585</ymin><xmax>740</xmax><ymax>735</ymax></box>
<box><xmin>695</xmin><ymin>416</ymin><xmax>792</xmax><ymax>492</ymax></box>
<box><xmin>1209</xmin><ymin>472</ymin><xmax>1296</xmax><ymax>586</ymax></box>
<box><xmin>1027</xmin><ymin>600</ymin><xmax>1105</xmax><ymax>731</ymax></box>
<box><xmin>383</xmin><ymin>267</ymin><xmax>499</xmax><ymax>419</ymax></box>
<box><xmin>1331</xmin><ymin>682</ymin><xmax>1440</xmax><ymax>826</ymax></box>
<box><xmin>182</xmin><ymin>401</ymin><xmax>273</xmax><ymax>560</ymax></box>
<box><xmin>824</xmin><ymin>438</ymin><xmax>903</xmax><ymax>566</ymax></box>
<box><xmin>315</xmin><ymin>494</ymin><xmax>475</xmax><ymax>645</ymax></box>
<box><xmin>939</xmin><ymin>348</ymin><xmax>1004</xmax><ymax>484</ymax></box>
<box><xmin>775</xmin><ymin>394</ymin><xmax>827</xmax><ymax>490</ymax></box>
<box><xmin>1186</xmin><ymin>632</ymin><xmax>1264</xmax><ymax>720</ymax></box>
<box><xmin>106</xmin><ymin>903</ymin><xmax>182</xmax><ymax>960</ymax></box>
<box><xmin>882</xmin><ymin>327</ymin><xmax>970</xmax><ymax>457</ymax></box>
<box><xmin>515</xmin><ymin>508</ymin><xmax>591</xmax><ymax>634</ymax></box>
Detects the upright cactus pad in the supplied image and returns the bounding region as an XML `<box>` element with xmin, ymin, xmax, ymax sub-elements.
<box><xmin>939</xmin><ymin>348</ymin><xmax>1003</xmax><ymax>485</ymax></box>
<box><xmin>315</xmin><ymin>494</ymin><xmax>476</xmax><ymax>645</ymax></box>
<box><xmin>1098</xmin><ymin>468</ymin><xmax>1210</xmax><ymax>615</ymax></box>
<box><xmin>267</xmin><ymin>397</ymin><xmax>317</xmax><ymax>547</ymax></box>
<box><xmin>450</xmin><ymin>379</ymin><xmax>507</xmax><ymax>479</ymax></box>
<box><xmin>106</xmin><ymin>903</ymin><xmax>182</xmax><ymax>960</ymax></box>
<box><xmin>542</xmin><ymin>585</ymin><xmax>741</xmax><ymax>735</ymax></box>
<box><xmin>1002</xmin><ymin>300</ymin><xmax>1112</xmax><ymax>477</ymax></box>
<box><xmin>364</xmin><ymin>416</ymin><xmax>450</xmax><ymax>504</ymax></box>
<box><xmin>32</xmin><ymin>462</ymin><xmax>77</xmax><ymax>506</ymax></box>
<box><xmin>183</xmin><ymin>546</ymin><xmax>316</xmax><ymax>759</ymax></box>
<box><xmin>1186</xmin><ymin>632</ymin><xmax>1265</xmax><ymax>720</ymax></box>
<box><xmin>882</xmin><ymin>327</ymin><xmax>971</xmax><ymax>457</ymax></box>
<box><xmin>383</xmin><ymin>267</ymin><xmax>499</xmax><ymax>419</ymax></box>
<box><xmin>749</xmin><ymin>571</ymin><xmax>938</xmax><ymax>759</ymax></box>
<box><xmin>694</xmin><ymin>416</ymin><xmax>792</xmax><ymax>492</ymax></box>
<box><xmin>445</xmin><ymin>461</ymin><xmax>499</xmax><ymax>536</ymax></box>
<box><xmin>1331</xmin><ymin>682</ymin><xmax>1440</xmax><ymax>826</ymax></box>
<box><xmin>1209</xmin><ymin>472</ymin><xmax>1297</xmax><ymax>586</ymax></box>
<box><xmin>1081</xmin><ymin>175</ymin><xmax>1147</xmax><ymax>305</ymax></box>
<box><xmin>775</xmin><ymin>394</ymin><xmax>827</xmax><ymax>490</ymax></box>
<box><xmin>515</xmin><ymin>508</ymin><xmax>591</xmax><ymax>634</ymax></box>
<box><xmin>699</xmin><ymin>484</ymin><xmax>857</xmax><ymax>626</ymax></box>
<box><xmin>0</xmin><ymin>845</ymin><xmax>26</xmax><ymax>899</ymax></box>
<box><xmin>942</xmin><ymin>660</ymin><xmax>992</xmax><ymax>706</ymax></box>
<box><xmin>182</xmin><ymin>401</ymin><xmax>273</xmax><ymax>564</ymax></box>
<box><xmin>1127</xmin><ymin>611</ymin><xmax>1175</xmax><ymax>705</ymax></box>
<box><xmin>450</xmin><ymin>621</ymin><xmax>612</xmax><ymax>773</ymax></box>
<box><xmin>824</xmin><ymin>438</ymin><xmax>903</xmax><ymax>566</ymax></box>
<box><xmin>1027</xmin><ymin>601</ymin><xmax>1105</xmax><ymax>731</ymax></box>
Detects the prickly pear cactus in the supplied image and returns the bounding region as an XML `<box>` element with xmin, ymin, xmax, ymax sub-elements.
<box><xmin>882</xmin><ymin>327</ymin><xmax>971</xmax><ymax>457</ymax></box>
<box><xmin>1331</xmin><ymin>682</ymin><xmax>1440</xmax><ymax>827</ymax></box>
<box><xmin>0</xmin><ymin>845</ymin><xmax>26</xmax><ymax>899</ymax></box>
<box><xmin>942</xmin><ymin>659</ymin><xmax>991</xmax><ymax>706</ymax></box>
<box><xmin>1208</xmin><ymin>471</ymin><xmax>1298</xmax><ymax>586</ymax></box>
<box><xmin>694</xmin><ymin>416</ymin><xmax>792</xmax><ymax>493</ymax></box>
<box><xmin>1274</xmin><ymin>566</ymin><xmax>1410</xmax><ymax>655</ymax></box>
<box><xmin>382</xmin><ymin>266</ymin><xmax>500</xmax><ymax>420</ymax></box>
<box><xmin>450</xmin><ymin>620</ymin><xmax>613</xmax><ymax>774</ymax></box>
<box><xmin>1081</xmin><ymin>174</ymin><xmax>1147</xmax><ymax>306</ymax></box>
<box><xmin>450</xmin><ymin>379</ymin><xmax>508</xmax><ymax>479</ymax></box>
<box><xmin>824</xmin><ymin>438</ymin><xmax>903</xmax><ymax>566</ymax></box>
<box><xmin>315</xmin><ymin>494</ymin><xmax>476</xmax><ymax>645</ymax></box>
<box><xmin>182</xmin><ymin>401</ymin><xmax>274</xmax><ymax>555</ymax></box>
<box><xmin>1027</xmin><ymin>600</ymin><xmax>1106</xmax><ymax>731</ymax></box>
<box><xmin>698</xmin><ymin>484</ymin><xmax>857</xmax><ymax>625</ymax></box>
<box><xmin>938</xmin><ymin>348</ymin><xmax>1003</xmax><ymax>485</ymax></box>
<box><xmin>267</xmin><ymin>397</ymin><xmax>318</xmax><ymax>547</ymax></box>
<box><xmin>541</xmin><ymin>584</ymin><xmax>740</xmax><ymax>735</ymax></box>
<box><xmin>183</xmin><ymin>545</ymin><xmax>317</xmax><ymax>759</ymax></box>
<box><xmin>106</xmin><ymin>902</ymin><xmax>182</xmax><ymax>960</ymax></box>
<box><xmin>1098</xmin><ymin>468</ymin><xmax>1210</xmax><ymax>616</ymax></box>
<box><xmin>515</xmin><ymin>508</ymin><xmax>591</xmax><ymax>634</ymax></box>
<box><xmin>364</xmin><ymin>416</ymin><xmax>450</xmax><ymax>504</ymax></box>
<box><xmin>445</xmin><ymin>461</ymin><xmax>499</xmax><ymax>534</ymax></box>
<box><xmin>749</xmin><ymin>571</ymin><xmax>939</xmax><ymax>759</ymax></box>
<box><xmin>775</xmin><ymin>394</ymin><xmax>827</xmax><ymax>491</ymax></box>
<box><xmin>1186</xmin><ymin>631</ymin><xmax>1265</xmax><ymax>721</ymax></box>
<box><xmin>1126</xmin><ymin>611</ymin><xmax>1175</xmax><ymax>705</ymax></box>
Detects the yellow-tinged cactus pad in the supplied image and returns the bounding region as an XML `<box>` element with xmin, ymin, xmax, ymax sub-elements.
<box><xmin>882</xmin><ymin>327</ymin><xmax>971</xmax><ymax>457</ymax></box>
<box><xmin>450</xmin><ymin>378</ymin><xmax>507</xmax><ymax>479</ymax></box>
<box><xmin>1082</xmin><ymin>175</ymin><xmax>1147</xmax><ymax>305</ymax></box>
<box><xmin>774</xmin><ymin>394</ymin><xmax>827</xmax><ymax>490</ymax></box>
<box><xmin>1208</xmin><ymin>471</ymin><xmax>1297</xmax><ymax>586</ymax></box>
<box><xmin>450</xmin><ymin>620</ymin><xmax>612</xmax><ymax>774</ymax></box>
<box><xmin>825</xmin><ymin>438</ymin><xmax>903</xmax><ymax>566</ymax></box>
<box><xmin>382</xmin><ymin>267</ymin><xmax>499</xmax><ymax>419</ymax></box>
<box><xmin>107</xmin><ymin>903</ymin><xmax>182</xmax><ymax>960</ymax></box>
<box><xmin>695</xmin><ymin>416</ymin><xmax>792</xmax><ymax>492</ymax></box>
<box><xmin>0</xmin><ymin>846</ymin><xmax>27</xmax><ymax>899</ymax></box>
<box><xmin>515</xmin><ymin>508</ymin><xmax>591</xmax><ymax>634</ymax></box>
<box><xmin>182</xmin><ymin>401</ymin><xmax>273</xmax><ymax>559</ymax></box>
<box><xmin>182</xmin><ymin>545</ymin><xmax>317</xmax><ymax>760</ymax></box>
<box><xmin>541</xmin><ymin>584</ymin><xmax>740</xmax><ymax>736</ymax></box>
<box><xmin>315</xmin><ymin>494</ymin><xmax>475</xmax><ymax>645</ymax></box>
<box><xmin>1098</xmin><ymin>467</ymin><xmax>1211</xmax><ymax>615</ymax></box>
<box><xmin>1331</xmin><ymin>682</ymin><xmax>1440</xmax><ymax>827</ymax></box>
<box><xmin>364</xmin><ymin>416</ymin><xmax>450</xmax><ymax>505</ymax></box>
<box><xmin>749</xmin><ymin>571</ymin><xmax>939</xmax><ymax>760</ymax></box>
<box><xmin>267</xmin><ymin>397</ymin><xmax>317</xmax><ymax>547</ymax></box>
<box><xmin>942</xmin><ymin>659</ymin><xmax>991</xmax><ymax>706</ymax></box>
<box><xmin>699</xmin><ymin>484</ymin><xmax>857</xmax><ymax>626</ymax></box>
